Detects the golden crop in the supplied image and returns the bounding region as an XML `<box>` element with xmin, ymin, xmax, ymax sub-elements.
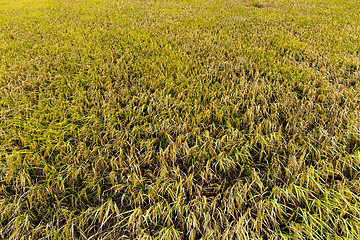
<box><xmin>0</xmin><ymin>0</ymin><xmax>359</xmax><ymax>239</ymax></box>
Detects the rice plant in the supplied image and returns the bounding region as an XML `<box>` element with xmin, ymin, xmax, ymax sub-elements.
<box><xmin>0</xmin><ymin>0</ymin><xmax>359</xmax><ymax>239</ymax></box>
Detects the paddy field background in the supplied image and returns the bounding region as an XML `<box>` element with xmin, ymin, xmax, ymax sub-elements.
<box><xmin>0</xmin><ymin>0</ymin><xmax>360</xmax><ymax>239</ymax></box>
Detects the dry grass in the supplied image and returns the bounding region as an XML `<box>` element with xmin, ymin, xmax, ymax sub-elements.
<box><xmin>0</xmin><ymin>0</ymin><xmax>359</xmax><ymax>239</ymax></box>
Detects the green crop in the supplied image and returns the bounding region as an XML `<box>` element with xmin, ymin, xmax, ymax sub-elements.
<box><xmin>0</xmin><ymin>0</ymin><xmax>359</xmax><ymax>239</ymax></box>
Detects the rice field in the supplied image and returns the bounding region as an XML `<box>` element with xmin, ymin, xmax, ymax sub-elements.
<box><xmin>0</xmin><ymin>0</ymin><xmax>360</xmax><ymax>239</ymax></box>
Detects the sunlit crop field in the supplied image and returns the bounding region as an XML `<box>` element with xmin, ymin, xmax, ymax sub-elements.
<box><xmin>1</xmin><ymin>0</ymin><xmax>360</xmax><ymax>239</ymax></box>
